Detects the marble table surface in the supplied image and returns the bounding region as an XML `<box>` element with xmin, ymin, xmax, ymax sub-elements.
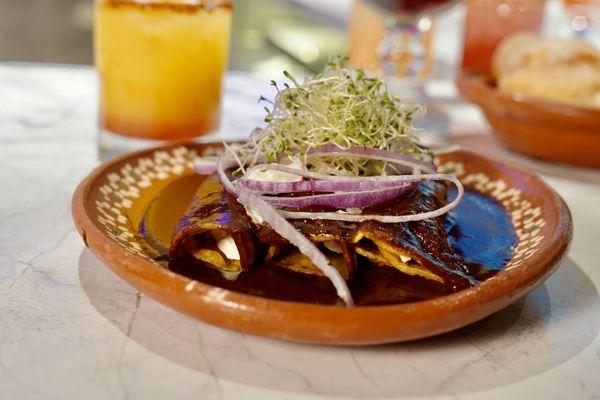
<box><xmin>1</xmin><ymin>63</ymin><xmax>600</xmax><ymax>400</ymax></box>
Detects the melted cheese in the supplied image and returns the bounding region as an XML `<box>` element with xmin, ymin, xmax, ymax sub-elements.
<box><xmin>209</xmin><ymin>231</ymin><xmax>240</xmax><ymax>260</ymax></box>
<box><xmin>244</xmin><ymin>157</ymin><xmax>304</xmax><ymax>225</ymax></box>
<box><xmin>245</xmin><ymin>156</ymin><xmax>304</xmax><ymax>183</ymax></box>
<box><xmin>324</xmin><ymin>241</ymin><xmax>343</xmax><ymax>254</ymax></box>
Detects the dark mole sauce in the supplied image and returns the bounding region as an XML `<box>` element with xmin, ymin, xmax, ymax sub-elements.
<box><xmin>169</xmin><ymin>255</ymin><xmax>450</xmax><ymax>306</ymax></box>
<box><xmin>142</xmin><ymin>176</ymin><xmax>517</xmax><ymax>306</ymax></box>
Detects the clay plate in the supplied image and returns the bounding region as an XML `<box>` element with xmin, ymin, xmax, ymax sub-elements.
<box><xmin>72</xmin><ymin>143</ymin><xmax>572</xmax><ymax>345</ymax></box>
<box><xmin>457</xmin><ymin>68</ymin><xmax>600</xmax><ymax>168</ymax></box>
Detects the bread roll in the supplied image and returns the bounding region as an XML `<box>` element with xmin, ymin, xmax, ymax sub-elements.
<box><xmin>492</xmin><ymin>33</ymin><xmax>600</xmax><ymax>108</ymax></box>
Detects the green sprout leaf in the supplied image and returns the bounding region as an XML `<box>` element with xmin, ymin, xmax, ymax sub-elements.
<box><xmin>246</xmin><ymin>56</ymin><xmax>427</xmax><ymax>176</ymax></box>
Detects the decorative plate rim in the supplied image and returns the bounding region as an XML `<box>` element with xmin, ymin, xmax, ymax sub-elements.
<box><xmin>72</xmin><ymin>142</ymin><xmax>572</xmax><ymax>343</ymax></box>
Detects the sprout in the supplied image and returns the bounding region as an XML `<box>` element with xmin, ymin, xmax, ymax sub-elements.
<box><xmin>243</xmin><ymin>57</ymin><xmax>427</xmax><ymax>176</ymax></box>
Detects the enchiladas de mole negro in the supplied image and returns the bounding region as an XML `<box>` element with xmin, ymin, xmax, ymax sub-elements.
<box><xmin>167</xmin><ymin>59</ymin><xmax>506</xmax><ymax>306</ymax></box>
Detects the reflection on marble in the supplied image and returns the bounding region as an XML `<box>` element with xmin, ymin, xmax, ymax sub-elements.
<box><xmin>78</xmin><ymin>251</ymin><xmax>599</xmax><ymax>399</ymax></box>
<box><xmin>1</xmin><ymin>64</ymin><xmax>600</xmax><ymax>400</ymax></box>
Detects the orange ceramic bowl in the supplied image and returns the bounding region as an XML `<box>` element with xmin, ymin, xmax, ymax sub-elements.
<box><xmin>72</xmin><ymin>143</ymin><xmax>572</xmax><ymax>345</ymax></box>
<box><xmin>457</xmin><ymin>69</ymin><xmax>600</xmax><ymax>168</ymax></box>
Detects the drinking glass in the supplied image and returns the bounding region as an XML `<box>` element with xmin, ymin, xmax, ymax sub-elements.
<box><xmin>348</xmin><ymin>0</ymin><xmax>460</xmax><ymax>140</ymax></box>
<box><xmin>349</xmin><ymin>0</ymin><xmax>458</xmax><ymax>77</ymax></box>
<box><xmin>563</xmin><ymin>0</ymin><xmax>600</xmax><ymax>46</ymax></box>
<box><xmin>461</xmin><ymin>0</ymin><xmax>546</xmax><ymax>69</ymax></box>
<box><xmin>95</xmin><ymin>0</ymin><xmax>232</xmax><ymax>159</ymax></box>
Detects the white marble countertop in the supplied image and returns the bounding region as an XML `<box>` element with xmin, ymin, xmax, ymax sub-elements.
<box><xmin>1</xmin><ymin>64</ymin><xmax>600</xmax><ymax>400</ymax></box>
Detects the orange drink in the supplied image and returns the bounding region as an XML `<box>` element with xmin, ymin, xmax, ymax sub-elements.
<box><xmin>94</xmin><ymin>0</ymin><xmax>231</xmax><ymax>155</ymax></box>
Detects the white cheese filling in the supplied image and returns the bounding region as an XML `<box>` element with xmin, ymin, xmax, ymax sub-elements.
<box><xmin>245</xmin><ymin>156</ymin><xmax>304</xmax><ymax>183</ymax></box>
<box><xmin>209</xmin><ymin>231</ymin><xmax>240</xmax><ymax>260</ymax></box>
<box><xmin>336</xmin><ymin>208</ymin><xmax>364</xmax><ymax>215</ymax></box>
<box><xmin>324</xmin><ymin>241</ymin><xmax>343</xmax><ymax>254</ymax></box>
<box><xmin>244</xmin><ymin>156</ymin><xmax>304</xmax><ymax>225</ymax></box>
<box><xmin>345</xmin><ymin>208</ymin><xmax>363</xmax><ymax>215</ymax></box>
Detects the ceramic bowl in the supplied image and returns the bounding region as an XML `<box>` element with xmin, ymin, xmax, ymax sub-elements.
<box><xmin>72</xmin><ymin>143</ymin><xmax>572</xmax><ymax>345</ymax></box>
<box><xmin>457</xmin><ymin>68</ymin><xmax>600</xmax><ymax>168</ymax></box>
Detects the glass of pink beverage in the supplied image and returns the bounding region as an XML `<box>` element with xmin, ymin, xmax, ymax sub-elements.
<box><xmin>461</xmin><ymin>0</ymin><xmax>546</xmax><ymax>69</ymax></box>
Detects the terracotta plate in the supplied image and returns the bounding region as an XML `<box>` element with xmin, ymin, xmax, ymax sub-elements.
<box><xmin>457</xmin><ymin>68</ymin><xmax>600</xmax><ymax>168</ymax></box>
<box><xmin>72</xmin><ymin>143</ymin><xmax>572</xmax><ymax>345</ymax></box>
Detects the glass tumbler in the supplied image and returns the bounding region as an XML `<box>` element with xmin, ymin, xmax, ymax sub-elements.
<box><xmin>95</xmin><ymin>0</ymin><xmax>232</xmax><ymax>159</ymax></box>
<box><xmin>461</xmin><ymin>0</ymin><xmax>546</xmax><ymax>69</ymax></box>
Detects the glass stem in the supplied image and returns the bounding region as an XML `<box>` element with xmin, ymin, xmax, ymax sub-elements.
<box><xmin>377</xmin><ymin>14</ymin><xmax>432</xmax><ymax>79</ymax></box>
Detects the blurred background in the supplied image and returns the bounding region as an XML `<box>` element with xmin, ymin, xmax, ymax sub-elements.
<box><xmin>0</xmin><ymin>0</ymin><xmax>351</xmax><ymax>76</ymax></box>
<box><xmin>3</xmin><ymin>0</ymin><xmax>599</xmax><ymax>164</ymax></box>
<box><xmin>0</xmin><ymin>0</ymin><xmax>581</xmax><ymax>78</ymax></box>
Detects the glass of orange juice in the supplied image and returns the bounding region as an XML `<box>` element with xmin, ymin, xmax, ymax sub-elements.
<box><xmin>95</xmin><ymin>0</ymin><xmax>232</xmax><ymax>159</ymax></box>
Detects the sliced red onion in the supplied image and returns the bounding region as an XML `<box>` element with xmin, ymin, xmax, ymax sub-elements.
<box><xmin>243</xmin><ymin>173</ymin><xmax>416</xmax><ymax>193</ymax></box>
<box><xmin>255</xmin><ymin>145</ymin><xmax>434</xmax><ymax>175</ymax></box>
<box><xmin>306</xmin><ymin>160</ymin><xmax>356</xmax><ymax>177</ymax></box>
<box><xmin>243</xmin><ymin>163</ymin><xmax>429</xmax><ymax>185</ymax></box>
<box><xmin>241</xmin><ymin>162</ymin><xmax>422</xmax><ymax>209</ymax></box>
<box><xmin>194</xmin><ymin>157</ymin><xmax>219</xmax><ymax>175</ymax></box>
<box><xmin>242</xmin><ymin>163</ymin><xmax>440</xmax><ymax>189</ymax></box>
<box><xmin>211</xmin><ymin>143</ymin><xmax>433</xmax><ymax>182</ymax></box>
<box><xmin>235</xmin><ymin>184</ymin><xmax>354</xmax><ymax>306</ymax></box>
<box><xmin>197</xmin><ymin>142</ymin><xmax>258</xmax><ymax>178</ymax></box>
<box><xmin>211</xmin><ymin>144</ymin><xmax>467</xmax><ymax>305</ymax></box>
<box><xmin>277</xmin><ymin>174</ymin><xmax>464</xmax><ymax>223</ymax></box>
<box><xmin>217</xmin><ymin>148</ymin><xmax>459</xmax><ymax>221</ymax></box>
<box><xmin>246</xmin><ymin>164</ymin><xmax>333</xmax><ymax>181</ymax></box>
<box><xmin>217</xmin><ymin>149</ymin><xmax>354</xmax><ymax>305</ymax></box>
<box><xmin>216</xmin><ymin>150</ymin><xmax>238</xmax><ymax>196</ymax></box>
<box><xmin>263</xmin><ymin>184</ymin><xmax>415</xmax><ymax>208</ymax></box>
<box><xmin>305</xmin><ymin>145</ymin><xmax>436</xmax><ymax>174</ymax></box>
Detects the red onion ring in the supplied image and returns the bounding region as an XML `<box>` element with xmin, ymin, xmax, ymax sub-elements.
<box><xmin>199</xmin><ymin>145</ymin><xmax>434</xmax><ymax>177</ymax></box>
<box><xmin>216</xmin><ymin>150</ymin><xmax>238</xmax><ymax>196</ymax></box>
<box><xmin>305</xmin><ymin>145</ymin><xmax>436</xmax><ymax>173</ymax></box>
<box><xmin>233</xmin><ymin>177</ymin><xmax>354</xmax><ymax>306</ymax></box>
<box><xmin>277</xmin><ymin>174</ymin><xmax>464</xmax><ymax>223</ymax></box>
<box><xmin>194</xmin><ymin>157</ymin><xmax>219</xmax><ymax>175</ymax></box>
<box><xmin>243</xmin><ymin>172</ymin><xmax>416</xmax><ymax>193</ymax></box>
<box><xmin>218</xmin><ymin>147</ymin><xmax>463</xmax><ymax>222</ymax></box>
<box><xmin>263</xmin><ymin>183</ymin><xmax>416</xmax><ymax>208</ymax></box>
<box><xmin>212</xmin><ymin>145</ymin><xmax>464</xmax><ymax>306</ymax></box>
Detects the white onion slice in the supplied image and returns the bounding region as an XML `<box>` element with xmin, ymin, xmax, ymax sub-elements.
<box><xmin>216</xmin><ymin>149</ymin><xmax>238</xmax><ymax>195</ymax></box>
<box><xmin>243</xmin><ymin>172</ymin><xmax>416</xmax><ymax>193</ymax></box>
<box><xmin>235</xmin><ymin>184</ymin><xmax>354</xmax><ymax>306</ymax></box>
<box><xmin>277</xmin><ymin>174</ymin><xmax>464</xmax><ymax>223</ymax></box>
<box><xmin>212</xmin><ymin>145</ymin><xmax>464</xmax><ymax>306</ymax></box>
<box><xmin>217</xmin><ymin>150</ymin><xmax>354</xmax><ymax>306</ymax></box>
<box><xmin>263</xmin><ymin>184</ymin><xmax>415</xmax><ymax>208</ymax></box>
<box><xmin>244</xmin><ymin>163</ymin><xmax>437</xmax><ymax>184</ymax></box>
<box><xmin>194</xmin><ymin>157</ymin><xmax>219</xmax><ymax>175</ymax></box>
<box><xmin>305</xmin><ymin>145</ymin><xmax>436</xmax><ymax>174</ymax></box>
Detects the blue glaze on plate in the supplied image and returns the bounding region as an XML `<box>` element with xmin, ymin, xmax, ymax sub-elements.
<box><xmin>447</xmin><ymin>189</ymin><xmax>517</xmax><ymax>271</ymax></box>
